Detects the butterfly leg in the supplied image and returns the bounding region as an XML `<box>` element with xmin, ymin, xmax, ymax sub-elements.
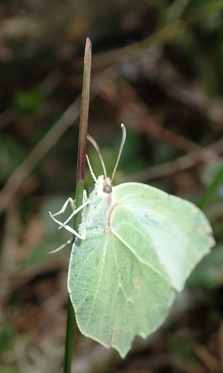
<box><xmin>49</xmin><ymin>190</ymin><xmax>88</xmax><ymax>217</ymax></box>
<box><xmin>49</xmin><ymin>197</ymin><xmax>76</xmax><ymax>217</ymax></box>
<box><xmin>48</xmin><ymin>192</ymin><xmax>89</xmax><ymax>239</ymax></box>
<box><xmin>48</xmin><ymin>237</ymin><xmax>73</xmax><ymax>254</ymax></box>
<box><xmin>57</xmin><ymin>191</ymin><xmax>88</xmax><ymax>229</ymax></box>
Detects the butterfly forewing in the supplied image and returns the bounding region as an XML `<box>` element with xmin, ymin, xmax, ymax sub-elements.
<box><xmin>113</xmin><ymin>182</ymin><xmax>215</xmax><ymax>292</ymax></box>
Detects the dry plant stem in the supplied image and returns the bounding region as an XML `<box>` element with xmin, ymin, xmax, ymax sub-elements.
<box><xmin>122</xmin><ymin>144</ymin><xmax>222</xmax><ymax>182</ymax></box>
<box><xmin>194</xmin><ymin>345</ymin><xmax>220</xmax><ymax>373</ymax></box>
<box><xmin>64</xmin><ymin>38</ymin><xmax>92</xmax><ymax>373</ymax></box>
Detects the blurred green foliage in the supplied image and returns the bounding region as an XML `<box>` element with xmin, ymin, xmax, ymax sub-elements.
<box><xmin>0</xmin><ymin>321</ymin><xmax>15</xmax><ymax>356</ymax></box>
<box><xmin>13</xmin><ymin>89</ymin><xmax>43</xmax><ymax>114</ymax></box>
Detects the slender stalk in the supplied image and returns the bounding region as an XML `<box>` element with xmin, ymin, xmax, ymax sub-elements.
<box><xmin>63</xmin><ymin>37</ymin><xmax>92</xmax><ymax>373</ymax></box>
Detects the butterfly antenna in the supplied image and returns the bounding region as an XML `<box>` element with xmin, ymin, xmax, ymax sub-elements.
<box><xmin>87</xmin><ymin>134</ymin><xmax>107</xmax><ymax>178</ymax></box>
<box><xmin>86</xmin><ymin>155</ymin><xmax>97</xmax><ymax>182</ymax></box>
<box><xmin>111</xmin><ymin>123</ymin><xmax>126</xmax><ymax>183</ymax></box>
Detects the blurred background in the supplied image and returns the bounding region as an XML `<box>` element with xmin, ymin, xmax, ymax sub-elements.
<box><xmin>0</xmin><ymin>0</ymin><xmax>223</xmax><ymax>372</ymax></box>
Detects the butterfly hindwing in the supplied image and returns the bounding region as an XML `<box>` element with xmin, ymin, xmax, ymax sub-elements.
<box><xmin>68</xmin><ymin>197</ymin><xmax>177</xmax><ymax>357</ymax></box>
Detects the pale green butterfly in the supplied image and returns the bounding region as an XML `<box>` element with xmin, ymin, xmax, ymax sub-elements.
<box><xmin>49</xmin><ymin>124</ymin><xmax>215</xmax><ymax>358</ymax></box>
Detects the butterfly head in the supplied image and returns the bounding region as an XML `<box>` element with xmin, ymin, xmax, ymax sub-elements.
<box><xmin>103</xmin><ymin>177</ymin><xmax>112</xmax><ymax>194</ymax></box>
<box><xmin>87</xmin><ymin>124</ymin><xmax>126</xmax><ymax>196</ymax></box>
<box><xmin>88</xmin><ymin>175</ymin><xmax>112</xmax><ymax>198</ymax></box>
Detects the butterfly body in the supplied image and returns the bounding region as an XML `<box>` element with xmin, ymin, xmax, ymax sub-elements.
<box><xmin>78</xmin><ymin>176</ymin><xmax>113</xmax><ymax>239</ymax></box>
